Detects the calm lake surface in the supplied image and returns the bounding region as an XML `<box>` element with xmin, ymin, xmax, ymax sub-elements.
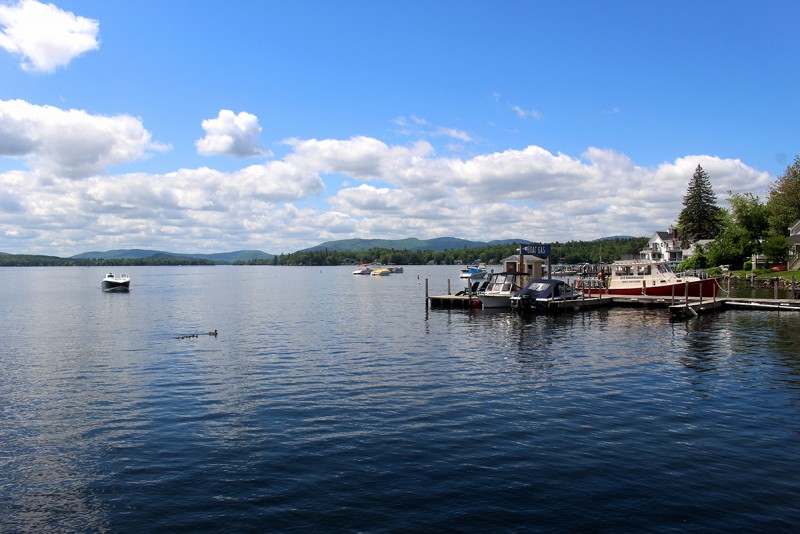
<box><xmin>2</xmin><ymin>265</ymin><xmax>800</xmax><ymax>532</ymax></box>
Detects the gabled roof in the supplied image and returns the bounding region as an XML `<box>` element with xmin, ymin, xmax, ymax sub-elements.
<box><xmin>501</xmin><ymin>254</ymin><xmax>544</xmax><ymax>264</ymax></box>
<box><xmin>790</xmin><ymin>219</ymin><xmax>800</xmax><ymax>236</ymax></box>
<box><xmin>654</xmin><ymin>231</ymin><xmax>673</xmax><ymax>241</ymax></box>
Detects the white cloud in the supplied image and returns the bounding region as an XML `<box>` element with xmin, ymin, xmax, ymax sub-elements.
<box><xmin>0</xmin><ymin>0</ymin><xmax>99</xmax><ymax>73</ymax></box>
<box><xmin>0</xmin><ymin>99</ymin><xmax>168</xmax><ymax>178</ymax></box>
<box><xmin>511</xmin><ymin>105</ymin><xmax>542</xmax><ymax>120</ymax></box>
<box><xmin>329</xmin><ymin>184</ymin><xmax>414</xmax><ymax>213</ymax></box>
<box><xmin>392</xmin><ymin>115</ymin><xmax>471</xmax><ymax>143</ymax></box>
<box><xmin>0</xmin><ymin>128</ymin><xmax>774</xmax><ymax>255</ymax></box>
<box><xmin>196</xmin><ymin>110</ymin><xmax>270</xmax><ymax>158</ymax></box>
<box><xmin>432</xmin><ymin>127</ymin><xmax>471</xmax><ymax>142</ymax></box>
<box><xmin>285</xmin><ymin>136</ymin><xmax>434</xmax><ymax>181</ymax></box>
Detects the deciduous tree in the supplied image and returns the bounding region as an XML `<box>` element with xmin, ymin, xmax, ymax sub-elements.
<box><xmin>766</xmin><ymin>155</ymin><xmax>800</xmax><ymax>237</ymax></box>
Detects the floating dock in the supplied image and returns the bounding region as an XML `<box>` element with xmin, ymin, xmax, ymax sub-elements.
<box><xmin>427</xmin><ymin>292</ymin><xmax>800</xmax><ymax>320</ymax></box>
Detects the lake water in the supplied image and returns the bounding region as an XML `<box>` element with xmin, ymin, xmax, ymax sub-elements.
<box><xmin>2</xmin><ymin>265</ymin><xmax>800</xmax><ymax>532</ymax></box>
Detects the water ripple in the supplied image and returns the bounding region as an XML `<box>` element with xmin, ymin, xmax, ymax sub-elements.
<box><xmin>2</xmin><ymin>267</ymin><xmax>800</xmax><ymax>531</ymax></box>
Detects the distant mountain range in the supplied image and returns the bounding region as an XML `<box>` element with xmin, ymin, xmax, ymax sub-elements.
<box><xmin>69</xmin><ymin>249</ymin><xmax>274</xmax><ymax>265</ymax></box>
<box><xmin>2</xmin><ymin>235</ymin><xmax>640</xmax><ymax>264</ymax></box>
<box><xmin>300</xmin><ymin>237</ymin><xmax>533</xmax><ymax>252</ymax></box>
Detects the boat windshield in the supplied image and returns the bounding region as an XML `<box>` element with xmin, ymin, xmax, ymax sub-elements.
<box><xmin>487</xmin><ymin>273</ymin><xmax>516</xmax><ymax>292</ymax></box>
<box><xmin>526</xmin><ymin>282</ymin><xmax>550</xmax><ymax>291</ymax></box>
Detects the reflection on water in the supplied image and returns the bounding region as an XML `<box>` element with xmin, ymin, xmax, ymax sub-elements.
<box><xmin>2</xmin><ymin>266</ymin><xmax>800</xmax><ymax>531</ymax></box>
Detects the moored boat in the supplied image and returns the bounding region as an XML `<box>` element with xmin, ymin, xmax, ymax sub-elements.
<box><xmin>580</xmin><ymin>259</ymin><xmax>718</xmax><ymax>297</ymax></box>
<box><xmin>101</xmin><ymin>272</ymin><xmax>130</xmax><ymax>292</ymax></box>
<box><xmin>370</xmin><ymin>268</ymin><xmax>391</xmax><ymax>276</ymax></box>
<box><xmin>459</xmin><ymin>264</ymin><xmax>487</xmax><ymax>280</ymax></box>
<box><xmin>352</xmin><ymin>264</ymin><xmax>373</xmax><ymax>275</ymax></box>
<box><xmin>478</xmin><ymin>271</ymin><xmax>528</xmax><ymax>308</ymax></box>
<box><xmin>510</xmin><ymin>279</ymin><xmax>582</xmax><ymax>311</ymax></box>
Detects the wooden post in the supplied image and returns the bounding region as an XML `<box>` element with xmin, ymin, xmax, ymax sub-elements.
<box><xmin>671</xmin><ymin>284</ymin><xmax>675</xmax><ymax>306</ymax></box>
<box><xmin>447</xmin><ymin>278</ymin><xmax>451</xmax><ymax>295</ymax></box>
<box><xmin>793</xmin><ymin>276</ymin><xmax>796</xmax><ymax>299</ymax></box>
<box><xmin>642</xmin><ymin>280</ymin><xmax>646</xmax><ymax>296</ymax></box>
<box><xmin>685</xmin><ymin>280</ymin><xmax>689</xmax><ymax>306</ymax></box>
<box><xmin>774</xmin><ymin>277</ymin><xmax>779</xmax><ymax>299</ymax></box>
<box><xmin>425</xmin><ymin>278</ymin><xmax>429</xmax><ymax>308</ymax></box>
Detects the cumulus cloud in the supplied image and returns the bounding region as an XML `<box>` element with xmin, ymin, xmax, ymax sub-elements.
<box><xmin>330</xmin><ymin>184</ymin><xmax>415</xmax><ymax>213</ymax></box>
<box><xmin>0</xmin><ymin>0</ymin><xmax>99</xmax><ymax>73</ymax></box>
<box><xmin>285</xmin><ymin>136</ymin><xmax>435</xmax><ymax>181</ymax></box>
<box><xmin>196</xmin><ymin>110</ymin><xmax>270</xmax><ymax>158</ymax></box>
<box><xmin>0</xmin><ymin>128</ymin><xmax>774</xmax><ymax>255</ymax></box>
<box><xmin>0</xmin><ymin>99</ymin><xmax>168</xmax><ymax>178</ymax></box>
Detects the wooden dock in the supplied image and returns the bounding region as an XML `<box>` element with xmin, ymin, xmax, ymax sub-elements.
<box><xmin>427</xmin><ymin>291</ymin><xmax>800</xmax><ymax>319</ymax></box>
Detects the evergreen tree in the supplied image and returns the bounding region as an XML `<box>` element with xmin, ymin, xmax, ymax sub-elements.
<box><xmin>677</xmin><ymin>164</ymin><xmax>723</xmax><ymax>241</ymax></box>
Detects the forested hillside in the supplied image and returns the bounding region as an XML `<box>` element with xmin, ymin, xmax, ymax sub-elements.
<box><xmin>245</xmin><ymin>237</ymin><xmax>648</xmax><ymax>266</ymax></box>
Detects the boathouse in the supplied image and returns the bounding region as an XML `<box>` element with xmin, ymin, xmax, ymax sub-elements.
<box><xmin>500</xmin><ymin>254</ymin><xmax>544</xmax><ymax>278</ymax></box>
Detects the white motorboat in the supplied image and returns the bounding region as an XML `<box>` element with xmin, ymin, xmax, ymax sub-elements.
<box><xmin>352</xmin><ymin>264</ymin><xmax>373</xmax><ymax>275</ymax></box>
<box><xmin>101</xmin><ymin>272</ymin><xmax>130</xmax><ymax>292</ymax></box>
<box><xmin>478</xmin><ymin>271</ymin><xmax>528</xmax><ymax>308</ymax></box>
<box><xmin>459</xmin><ymin>264</ymin><xmax>487</xmax><ymax>280</ymax></box>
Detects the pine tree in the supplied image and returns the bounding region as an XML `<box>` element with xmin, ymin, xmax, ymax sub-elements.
<box><xmin>677</xmin><ymin>164</ymin><xmax>723</xmax><ymax>241</ymax></box>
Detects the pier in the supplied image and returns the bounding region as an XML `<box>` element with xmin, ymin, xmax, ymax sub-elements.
<box><xmin>427</xmin><ymin>291</ymin><xmax>800</xmax><ymax>319</ymax></box>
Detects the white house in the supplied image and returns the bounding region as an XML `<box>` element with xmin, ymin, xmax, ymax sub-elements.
<box><xmin>639</xmin><ymin>228</ymin><xmax>684</xmax><ymax>263</ymax></box>
<box><xmin>789</xmin><ymin>219</ymin><xmax>800</xmax><ymax>270</ymax></box>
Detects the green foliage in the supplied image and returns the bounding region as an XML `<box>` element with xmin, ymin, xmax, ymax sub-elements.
<box><xmin>677</xmin><ymin>164</ymin><xmax>724</xmax><ymax>241</ymax></box>
<box><xmin>727</xmin><ymin>191</ymin><xmax>768</xmax><ymax>251</ymax></box>
<box><xmin>762</xmin><ymin>235</ymin><xmax>789</xmax><ymax>264</ymax></box>
<box><xmin>678</xmin><ymin>245</ymin><xmax>708</xmax><ymax>270</ymax></box>
<box><xmin>766</xmin><ymin>156</ymin><xmax>800</xmax><ymax>237</ymax></box>
<box><xmin>707</xmin><ymin>223</ymin><xmax>750</xmax><ymax>269</ymax></box>
<box><xmin>0</xmin><ymin>255</ymin><xmax>215</xmax><ymax>267</ymax></box>
<box><xmin>302</xmin><ymin>237</ymin><xmax>487</xmax><ymax>253</ymax></box>
<box><xmin>252</xmin><ymin>237</ymin><xmax>649</xmax><ymax>266</ymax></box>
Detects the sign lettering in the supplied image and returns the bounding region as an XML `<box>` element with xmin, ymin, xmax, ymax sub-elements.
<box><xmin>523</xmin><ymin>244</ymin><xmax>551</xmax><ymax>256</ymax></box>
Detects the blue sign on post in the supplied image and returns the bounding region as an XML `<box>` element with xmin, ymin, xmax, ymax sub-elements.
<box><xmin>524</xmin><ymin>244</ymin><xmax>551</xmax><ymax>256</ymax></box>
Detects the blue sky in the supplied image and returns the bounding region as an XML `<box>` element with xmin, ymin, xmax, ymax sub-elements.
<box><xmin>1</xmin><ymin>1</ymin><xmax>797</xmax><ymax>256</ymax></box>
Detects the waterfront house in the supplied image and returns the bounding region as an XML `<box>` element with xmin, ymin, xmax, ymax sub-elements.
<box><xmin>789</xmin><ymin>219</ymin><xmax>800</xmax><ymax>270</ymax></box>
<box><xmin>640</xmin><ymin>228</ymin><xmax>684</xmax><ymax>263</ymax></box>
